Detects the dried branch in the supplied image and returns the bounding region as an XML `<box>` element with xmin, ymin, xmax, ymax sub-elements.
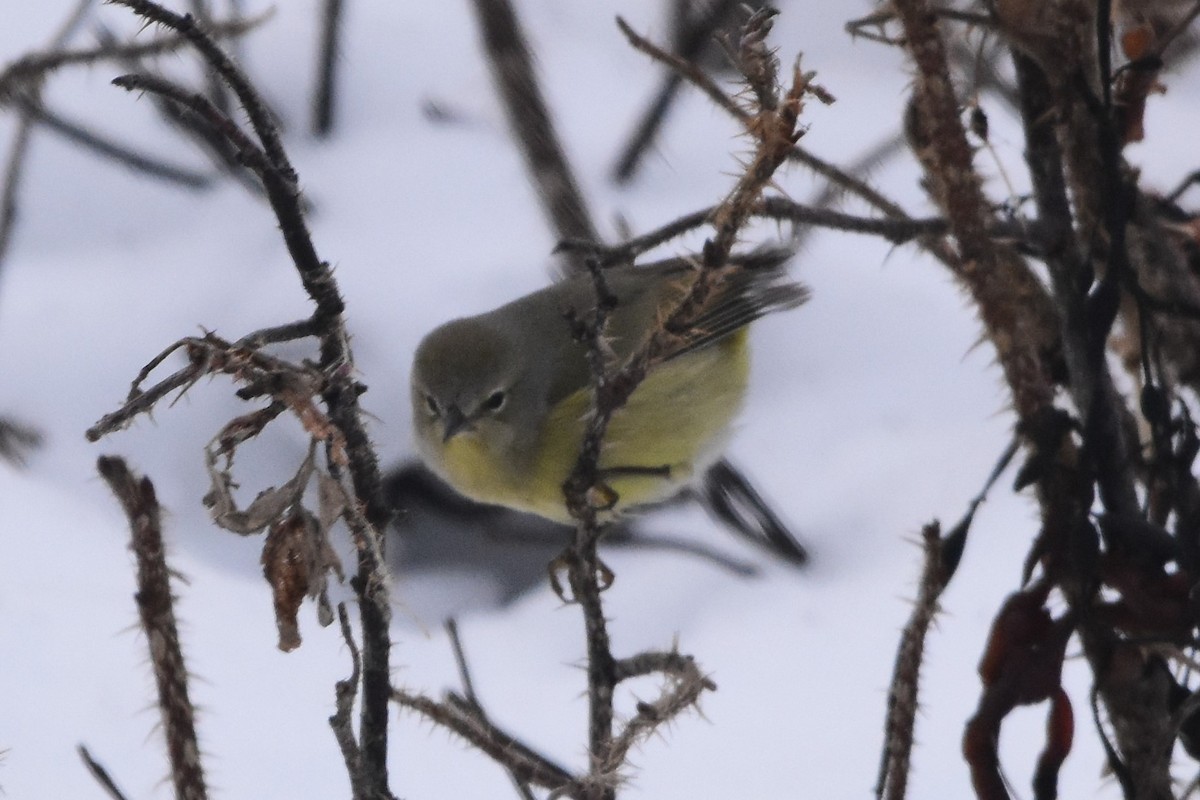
<box><xmin>329</xmin><ymin>604</ymin><xmax>364</xmax><ymax>798</ymax></box>
<box><xmin>894</xmin><ymin>0</ymin><xmax>1062</xmax><ymax>419</ymax></box>
<box><xmin>469</xmin><ymin>0</ymin><xmax>598</xmax><ymax>244</ymax></box>
<box><xmin>615</xmin><ymin>14</ymin><xmax>911</xmax><ymax>221</ymax></box>
<box><xmin>392</xmin><ymin>688</ymin><xmax>577</xmax><ymax>793</ymax></box>
<box><xmin>187</xmin><ymin>0</ymin><xmax>232</xmax><ymax>115</ymax></box>
<box><xmin>97</xmin><ymin>3</ymin><xmax>397</xmax><ymax>795</ymax></box>
<box><xmin>603</xmin><ymin>650</ymin><xmax>716</xmax><ymax>775</ymax></box>
<box><xmin>558</xmin><ymin>12</ymin><xmax>812</xmax><ymax>795</ymax></box>
<box><xmin>96</xmin><ymin>456</ymin><xmax>208</xmax><ymax>800</ymax></box>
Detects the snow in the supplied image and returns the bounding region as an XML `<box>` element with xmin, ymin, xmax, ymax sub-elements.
<box><xmin>1</xmin><ymin>1</ymin><xmax>1176</xmax><ymax>797</ymax></box>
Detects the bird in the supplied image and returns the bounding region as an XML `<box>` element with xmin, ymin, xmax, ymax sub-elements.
<box><xmin>409</xmin><ymin>253</ymin><xmax>808</xmax><ymax>524</ymax></box>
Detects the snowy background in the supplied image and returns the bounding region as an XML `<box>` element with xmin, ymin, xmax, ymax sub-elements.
<box><xmin>3</xmin><ymin>1</ymin><xmax>1194</xmax><ymax>797</ymax></box>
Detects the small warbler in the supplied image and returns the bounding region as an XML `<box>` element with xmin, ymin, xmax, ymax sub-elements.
<box><xmin>410</xmin><ymin>255</ymin><xmax>807</xmax><ymax>523</ymax></box>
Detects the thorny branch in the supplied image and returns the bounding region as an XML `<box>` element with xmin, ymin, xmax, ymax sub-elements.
<box><xmin>877</xmin><ymin>523</ymin><xmax>952</xmax><ymax>800</ymax></box>
<box><xmin>97</xmin><ymin>456</ymin><xmax>208</xmax><ymax>800</ymax></box>
<box><xmin>557</xmin><ymin>9</ymin><xmax>813</xmax><ymax>796</ymax></box>
<box><xmin>88</xmin><ymin>2</ymin><xmax>396</xmax><ymax>797</ymax></box>
<box><xmin>867</xmin><ymin>0</ymin><xmax>1200</xmax><ymax>796</ymax></box>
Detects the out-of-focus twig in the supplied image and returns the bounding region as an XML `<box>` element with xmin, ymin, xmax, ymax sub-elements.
<box><xmin>611</xmin><ymin>0</ymin><xmax>741</xmax><ymax>183</ymax></box>
<box><xmin>312</xmin><ymin>0</ymin><xmax>345</xmax><ymax>137</ymax></box>
<box><xmin>77</xmin><ymin>745</ymin><xmax>134</xmax><ymax>800</ymax></box>
<box><xmin>468</xmin><ymin>0</ymin><xmax>598</xmax><ymax>245</ymax></box>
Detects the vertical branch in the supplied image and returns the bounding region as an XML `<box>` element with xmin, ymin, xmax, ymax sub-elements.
<box><xmin>468</xmin><ymin>0</ymin><xmax>599</xmax><ymax>244</ymax></box>
<box><xmin>106</xmin><ymin>4</ymin><xmax>396</xmax><ymax>796</ymax></box>
<box><xmin>892</xmin><ymin>0</ymin><xmax>1060</xmax><ymax>424</ymax></box>
<box><xmin>312</xmin><ymin>0</ymin><xmax>345</xmax><ymax>137</ymax></box>
<box><xmin>97</xmin><ymin>456</ymin><xmax>208</xmax><ymax>800</ymax></box>
<box><xmin>876</xmin><ymin>523</ymin><xmax>951</xmax><ymax>800</ymax></box>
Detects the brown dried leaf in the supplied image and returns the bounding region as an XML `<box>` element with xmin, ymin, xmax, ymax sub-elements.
<box><xmin>262</xmin><ymin>509</ymin><xmax>315</xmax><ymax>652</ymax></box>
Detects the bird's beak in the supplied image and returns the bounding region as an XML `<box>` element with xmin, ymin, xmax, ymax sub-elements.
<box><xmin>442</xmin><ymin>405</ymin><xmax>470</xmax><ymax>442</ymax></box>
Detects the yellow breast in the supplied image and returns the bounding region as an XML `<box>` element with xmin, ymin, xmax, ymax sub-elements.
<box><xmin>433</xmin><ymin>330</ymin><xmax>751</xmax><ymax>523</ymax></box>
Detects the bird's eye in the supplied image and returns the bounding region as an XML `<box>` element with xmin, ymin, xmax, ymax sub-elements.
<box><xmin>482</xmin><ymin>390</ymin><xmax>506</xmax><ymax>412</ymax></box>
<box><xmin>424</xmin><ymin>394</ymin><xmax>441</xmax><ymax>417</ymax></box>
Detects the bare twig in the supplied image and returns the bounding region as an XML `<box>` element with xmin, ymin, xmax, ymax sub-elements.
<box><xmin>0</xmin><ymin>12</ymin><xmax>270</xmax><ymax>100</ymax></box>
<box><xmin>77</xmin><ymin>745</ymin><xmax>133</xmax><ymax>800</ymax></box>
<box><xmin>0</xmin><ymin>0</ymin><xmax>94</xmax><ymax>268</ymax></box>
<box><xmin>97</xmin><ymin>456</ymin><xmax>208</xmax><ymax>800</ymax></box>
<box><xmin>17</xmin><ymin>94</ymin><xmax>212</xmax><ymax>188</ymax></box>
<box><xmin>445</xmin><ymin>620</ymin><xmax>538</xmax><ymax>800</ymax></box>
<box><xmin>100</xmin><ymin>3</ymin><xmax>396</xmax><ymax>795</ymax></box>
<box><xmin>188</xmin><ymin>0</ymin><xmax>232</xmax><ymax>115</ymax></box>
<box><xmin>392</xmin><ymin>688</ymin><xmax>577</xmax><ymax>793</ymax></box>
<box><xmin>615</xmin><ymin>14</ymin><xmax>914</xmax><ymax>223</ymax></box>
<box><xmin>312</xmin><ymin>0</ymin><xmax>345</xmax><ymax>136</ymax></box>
<box><xmin>0</xmin><ymin>416</ymin><xmax>42</xmax><ymax>466</ymax></box>
<box><xmin>468</xmin><ymin>0</ymin><xmax>598</xmax><ymax>244</ymax></box>
<box><xmin>603</xmin><ymin>650</ymin><xmax>716</xmax><ymax>774</ymax></box>
<box><xmin>559</xmin><ymin>12</ymin><xmax>810</xmax><ymax>795</ymax></box>
<box><xmin>329</xmin><ymin>604</ymin><xmax>364</xmax><ymax>798</ymax></box>
<box><xmin>611</xmin><ymin>0</ymin><xmax>741</xmax><ymax>182</ymax></box>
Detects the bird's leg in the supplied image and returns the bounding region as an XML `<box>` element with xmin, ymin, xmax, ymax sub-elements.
<box><xmin>547</xmin><ymin>547</ymin><xmax>617</xmax><ymax>602</ymax></box>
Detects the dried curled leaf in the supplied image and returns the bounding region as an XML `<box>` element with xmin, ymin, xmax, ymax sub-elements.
<box><xmin>203</xmin><ymin>440</ymin><xmax>316</xmax><ymax>534</ymax></box>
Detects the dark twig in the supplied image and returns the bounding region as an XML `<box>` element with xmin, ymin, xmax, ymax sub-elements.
<box><xmin>611</xmin><ymin>0</ymin><xmax>741</xmax><ymax>183</ymax></box>
<box><xmin>91</xmin><ymin>20</ymin><xmax>269</xmax><ymax>199</ymax></box>
<box><xmin>102</xmin><ymin>4</ymin><xmax>396</xmax><ymax>795</ymax></box>
<box><xmin>188</xmin><ymin>0</ymin><xmax>231</xmax><ymax>115</ymax></box>
<box><xmin>0</xmin><ymin>0</ymin><xmax>94</xmax><ymax>269</ymax></box>
<box><xmin>0</xmin><ymin>13</ymin><xmax>267</xmax><ymax>95</ymax></box>
<box><xmin>0</xmin><ymin>417</ymin><xmax>42</xmax><ymax>466</ymax></box>
<box><xmin>558</xmin><ymin>198</ymin><xmax>953</xmax><ymax>268</ymax></box>
<box><xmin>312</xmin><ymin>0</ymin><xmax>345</xmax><ymax>137</ymax></box>
<box><xmin>445</xmin><ymin>620</ymin><xmax>538</xmax><ymax>800</ymax></box>
<box><xmin>97</xmin><ymin>456</ymin><xmax>208</xmax><ymax>800</ymax></box>
<box><xmin>77</xmin><ymin>745</ymin><xmax>133</xmax><ymax>800</ymax></box>
<box><xmin>0</xmin><ymin>110</ymin><xmax>35</xmax><ymax>268</ymax></box>
<box><xmin>615</xmin><ymin>15</ymin><xmax>909</xmax><ymax>222</ymax></box>
<box><xmin>17</xmin><ymin>95</ymin><xmax>213</xmax><ymax>189</ymax></box>
<box><xmin>468</xmin><ymin>0</ymin><xmax>598</xmax><ymax>244</ymax></box>
<box><xmin>559</xmin><ymin>13</ymin><xmax>809</xmax><ymax>795</ymax></box>
<box><xmin>111</xmin><ymin>73</ymin><xmax>271</xmax><ymax>172</ymax></box>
